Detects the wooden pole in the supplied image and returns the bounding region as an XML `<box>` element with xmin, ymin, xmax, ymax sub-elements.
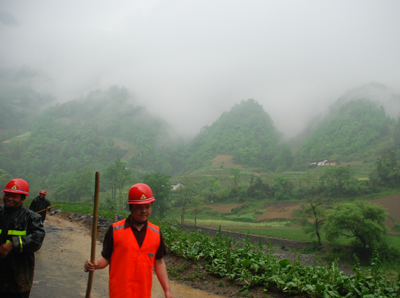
<box><xmin>85</xmin><ymin>172</ymin><xmax>100</xmax><ymax>298</ymax></box>
<box><xmin>36</xmin><ymin>204</ymin><xmax>60</xmax><ymax>214</ymax></box>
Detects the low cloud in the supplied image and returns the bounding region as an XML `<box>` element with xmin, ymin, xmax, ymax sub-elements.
<box><xmin>1</xmin><ymin>1</ymin><xmax>399</xmax><ymax>139</ymax></box>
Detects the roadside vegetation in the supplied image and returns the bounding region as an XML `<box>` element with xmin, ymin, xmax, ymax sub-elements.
<box><xmin>161</xmin><ymin>224</ymin><xmax>400</xmax><ymax>297</ymax></box>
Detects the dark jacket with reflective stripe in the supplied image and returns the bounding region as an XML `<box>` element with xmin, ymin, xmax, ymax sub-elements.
<box><xmin>0</xmin><ymin>205</ymin><xmax>45</xmax><ymax>293</ymax></box>
<box><xmin>29</xmin><ymin>196</ymin><xmax>51</xmax><ymax>222</ymax></box>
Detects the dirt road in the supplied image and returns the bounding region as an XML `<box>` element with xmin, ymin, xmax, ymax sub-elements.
<box><xmin>30</xmin><ymin>214</ymin><xmax>226</xmax><ymax>298</ymax></box>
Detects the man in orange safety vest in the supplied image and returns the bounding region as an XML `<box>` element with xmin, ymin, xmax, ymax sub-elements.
<box><xmin>84</xmin><ymin>183</ymin><xmax>173</xmax><ymax>298</ymax></box>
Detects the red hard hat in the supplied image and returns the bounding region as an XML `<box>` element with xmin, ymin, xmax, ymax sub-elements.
<box><xmin>128</xmin><ymin>183</ymin><xmax>155</xmax><ymax>204</ymax></box>
<box><xmin>2</xmin><ymin>178</ymin><xmax>29</xmax><ymax>196</ymax></box>
<box><xmin>39</xmin><ymin>190</ymin><xmax>47</xmax><ymax>195</ymax></box>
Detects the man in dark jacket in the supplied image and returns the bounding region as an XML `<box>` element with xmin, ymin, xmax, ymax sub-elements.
<box><xmin>0</xmin><ymin>178</ymin><xmax>45</xmax><ymax>298</ymax></box>
<box><xmin>29</xmin><ymin>190</ymin><xmax>51</xmax><ymax>222</ymax></box>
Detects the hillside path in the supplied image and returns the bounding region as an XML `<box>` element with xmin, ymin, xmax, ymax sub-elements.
<box><xmin>30</xmin><ymin>214</ymin><xmax>226</xmax><ymax>298</ymax></box>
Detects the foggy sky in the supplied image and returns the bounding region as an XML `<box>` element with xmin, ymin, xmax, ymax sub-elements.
<box><xmin>1</xmin><ymin>0</ymin><xmax>400</xmax><ymax>139</ymax></box>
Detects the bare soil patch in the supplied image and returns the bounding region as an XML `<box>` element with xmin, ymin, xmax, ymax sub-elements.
<box><xmin>369</xmin><ymin>194</ymin><xmax>400</xmax><ymax>233</ymax></box>
<box><xmin>204</xmin><ymin>204</ymin><xmax>242</xmax><ymax>213</ymax></box>
<box><xmin>340</xmin><ymin>161</ymin><xmax>364</xmax><ymax>166</ymax></box>
<box><xmin>211</xmin><ymin>155</ymin><xmax>236</xmax><ymax>168</ymax></box>
<box><xmin>257</xmin><ymin>202</ymin><xmax>302</xmax><ymax>221</ymax></box>
<box><xmin>113</xmin><ymin>138</ymin><xmax>137</xmax><ymax>159</ymax></box>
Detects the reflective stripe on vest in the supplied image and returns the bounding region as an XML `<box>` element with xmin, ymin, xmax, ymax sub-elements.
<box><xmin>148</xmin><ymin>225</ymin><xmax>160</xmax><ymax>234</ymax></box>
<box><xmin>112</xmin><ymin>225</ymin><xmax>124</xmax><ymax>232</ymax></box>
<box><xmin>109</xmin><ymin>219</ymin><xmax>161</xmax><ymax>298</ymax></box>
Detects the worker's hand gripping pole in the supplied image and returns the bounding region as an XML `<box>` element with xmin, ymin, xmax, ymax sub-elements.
<box><xmin>85</xmin><ymin>172</ymin><xmax>100</xmax><ymax>298</ymax></box>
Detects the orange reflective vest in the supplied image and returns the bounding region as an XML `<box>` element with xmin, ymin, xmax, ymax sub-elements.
<box><xmin>109</xmin><ymin>220</ymin><xmax>161</xmax><ymax>298</ymax></box>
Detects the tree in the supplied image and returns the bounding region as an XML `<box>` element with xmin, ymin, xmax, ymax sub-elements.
<box><xmin>0</xmin><ymin>169</ymin><xmax>12</xmax><ymax>189</ymax></box>
<box><xmin>271</xmin><ymin>144</ymin><xmax>293</xmax><ymax>172</ymax></box>
<box><xmin>393</xmin><ymin>116</ymin><xmax>400</xmax><ymax>149</ymax></box>
<box><xmin>175</xmin><ymin>177</ymin><xmax>196</xmax><ymax>224</ymax></box>
<box><xmin>301</xmin><ymin>199</ymin><xmax>325</xmax><ymax>247</ymax></box>
<box><xmin>247</xmin><ymin>177</ymin><xmax>270</xmax><ymax>199</ymax></box>
<box><xmin>53</xmin><ymin>167</ymin><xmax>94</xmax><ymax>202</ymax></box>
<box><xmin>299</xmin><ymin>171</ymin><xmax>315</xmax><ymax>190</ymax></box>
<box><xmin>319</xmin><ymin>166</ymin><xmax>353</xmax><ymax>197</ymax></box>
<box><xmin>191</xmin><ymin>195</ymin><xmax>205</xmax><ymax>228</ymax></box>
<box><xmin>199</xmin><ymin>176</ymin><xmax>221</xmax><ymax>203</ymax></box>
<box><xmin>324</xmin><ymin>201</ymin><xmax>387</xmax><ymax>254</ymax></box>
<box><xmin>370</xmin><ymin>150</ymin><xmax>400</xmax><ymax>187</ymax></box>
<box><xmin>104</xmin><ymin>158</ymin><xmax>133</xmax><ymax>211</ymax></box>
<box><xmin>141</xmin><ymin>172</ymin><xmax>172</xmax><ymax>220</ymax></box>
<box><xmin>229</xmin><ymin>168</ymin><xmax>241</xmax><ymax>187</ymax></box>
<box><xmin>294</xmin><ymin>171</ymin><xmax>317</xmax><ymax>200</ymax></box>
<box><xmin>271</xmin><ymin>175</ymin><xmax>293</xmax><ymax>200</ymax></box>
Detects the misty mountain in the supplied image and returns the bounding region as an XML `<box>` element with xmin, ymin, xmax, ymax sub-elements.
<box><xmin>289</xmin><ymin>83</ymin><xmax>400</xmax><ymax>148</ymax></box>
<box><xmin>0</xmin><ymin>86</ymin><xmax>187</xmax><ymax>186</ymax></box>
<box><xmin>293</xmin><ymin>86</ymin><xmax>395</xmax><ymax>164</ymax></box>
<box><xmin>185</xmin><ymin>99</ymin><xmax>282</xmax><ymax>170</ymax></box>
<box><xmin>0</xmin><ymin>86</ymin><xmax>54</xmax><ymax>141</ymax></box>
<box><xmin>332</xmin><ymin>82</ymin><xmax>400</xmax><ymax>119</ymax></box>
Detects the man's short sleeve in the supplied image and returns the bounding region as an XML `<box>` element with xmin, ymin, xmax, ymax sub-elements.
<box><xmin>101</xmin><ymin>225</ymin><xmax>114</xmax><ymax>260</ymax></box>
<box><xmin>155</xmin><ymin>231</ymin><xmax>167</xmax><ymax>260</ymax></box>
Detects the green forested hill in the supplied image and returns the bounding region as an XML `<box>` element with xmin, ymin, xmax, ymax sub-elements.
<box><xmin>294</xmin><ymin>100</ymin><xmax>394</xmax><ymax>165</ymax></box>
<box><xmin>0</xmin><ymin>86</ymin><xmax>186</xmax><ymax>196</ymax></box>
<box><xmin>185</xmin><ymin>99</ymin><xmax>283</xmax><ymax>170</ymax></box>
<box><xmin>37</xmin><ymin>86</ymin><xmax>185</xmax><ymax>173</ymax></box>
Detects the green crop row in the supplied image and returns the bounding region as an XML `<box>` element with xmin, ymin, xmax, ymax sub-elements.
<box><xmin>160</xmin><ymin>223</ymin><xmax>400</xmax><ymax>297</ymax></box>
